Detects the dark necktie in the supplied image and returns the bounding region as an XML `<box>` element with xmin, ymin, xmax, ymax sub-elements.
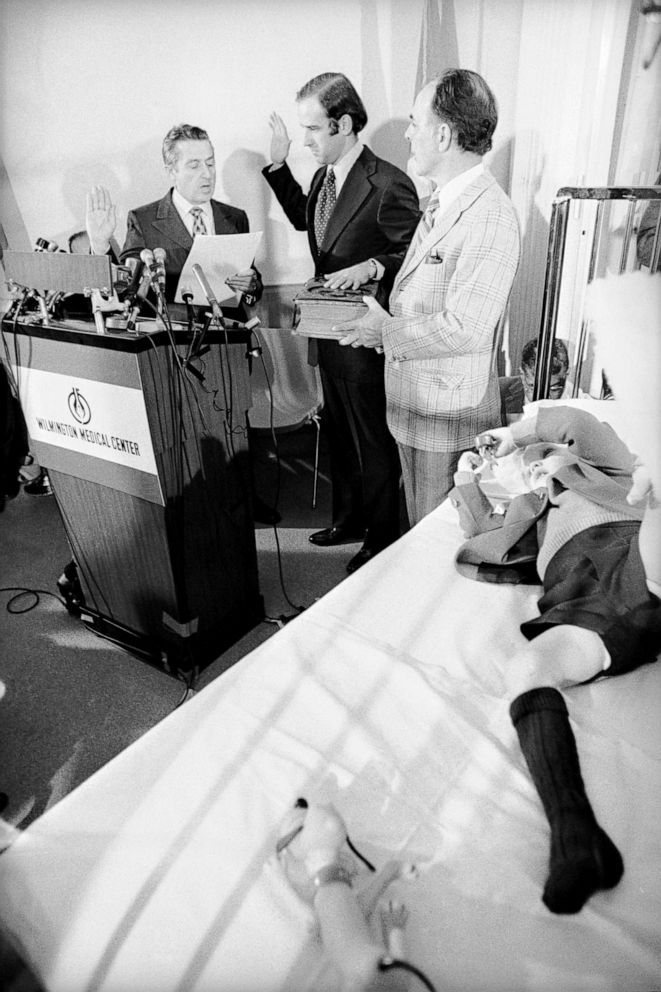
<box><xmin>314</xmin><ymin>167</ymin><xmax>336</xmax><ymax>249</ymax></box>
<box><xmin>190</xmin><ymin>207</ymin><xmax>208</xmax><ymax>236</ymax></box>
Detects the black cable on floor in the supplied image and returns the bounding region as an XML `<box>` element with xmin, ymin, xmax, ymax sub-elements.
<box><xmin>0</xmin><ymin>586</ymin><xmax>66</xmax><ymax>613</ymax></box>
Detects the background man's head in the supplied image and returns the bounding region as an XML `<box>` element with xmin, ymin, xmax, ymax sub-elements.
<box><xmin>295</xmin><ymin>73</ymin><xmax>367</xmax><ymax>165</ymax></box>
<box><xmin>407</xmin><ymin>69</ymin><xmax>497</xmax><ymax>181</ymax></box>
<box><xmin>519</xmin><ymin>338</ymin><xmax>570</xmax><ymax>402</ymax></box>
<box><xmin>162</xmin><ymin>124</ymin><xmax>216</xmax><ymax>205</ymax></box>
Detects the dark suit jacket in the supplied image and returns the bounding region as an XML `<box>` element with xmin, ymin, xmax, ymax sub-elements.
<box><xmin>263</xmin><ymin>146</ymin><xmax>420</xmax><ymax>380</ymax></box>
<box><xmin>120</xmin><ymin>190</ymin><xmax>261</xmax><ymax>318</ymax></box>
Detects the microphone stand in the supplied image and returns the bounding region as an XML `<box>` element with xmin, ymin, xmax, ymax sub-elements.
<box><xmin>86</xmin><ymin>286</ymin><xmax>125</xmax><ymax>334</ymax></box>
<box><xmin>183</xmin><ymin>291</ymin><xmax>198</xmax><ymax>366</ymax></box>
<box><xmin>191</xmin><ymin>262</ymin><xmax>225</xmax><ymax>361</ymax></box>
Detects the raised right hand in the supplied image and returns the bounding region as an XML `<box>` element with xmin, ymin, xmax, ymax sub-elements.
<box><xmin>85</xmin><ymin>185</ymin><xmax>117</xmax><ymax>254</ymax></box>
<box><xmin>268</xmin><ymin>112</ymin><xmax>292</xmax><ymax>166</ymax></box>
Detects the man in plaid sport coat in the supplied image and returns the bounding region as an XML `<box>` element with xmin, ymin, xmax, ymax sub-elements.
<box><xmin>337</xmin><ymin>69</ymin><xmax>520</xmax><ymax>527</ymax></box>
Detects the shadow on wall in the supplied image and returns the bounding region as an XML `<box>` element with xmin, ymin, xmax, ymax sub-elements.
<box><xmin>222</xmin><ymin>147</ymin><xmax>313</xmax><ymax>286</ymax></box>
<box><xmin>0</xmin><ymin>153</ymin><xmax>31</xmax><ymax>252</ymax></box>
<box><xmin>369</xmin><ymin>119</ymin><xmax>410</xmax><ymax>175</ymax></box>
<box><xmin>221</xmin><ymin>147</ymin><xmax>271</xmax><ymax>264</ymax></box>
<box><xmin>490</xmin><ymin>137</ymin><xmax>514</xmax><ymax>200</ymax></box>
<box><xmin>60</xmin><ymin>161</ymin><xmax>122</xmax><ymax>245</ymax></box>
<box><xmin>504</xmin><ymin>130</ymin><xmax>550</xmax><ymax>368</ymax></box>
<box><xmin>59</xmin><ymin>137</ymin><xmax>167</xmax><ymax>246</ymax></box>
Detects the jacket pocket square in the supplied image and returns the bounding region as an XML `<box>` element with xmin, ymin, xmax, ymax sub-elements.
<box><xmin>424</xmin><ymin>251</ymin><xmax>443</xmax><ymax>264</ymax></box>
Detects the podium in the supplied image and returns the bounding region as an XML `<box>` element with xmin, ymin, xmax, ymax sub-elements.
<box><xmin>1</xmin><ymin>315</ymin><xmax>263</xmax><ymax>673</ymax></box>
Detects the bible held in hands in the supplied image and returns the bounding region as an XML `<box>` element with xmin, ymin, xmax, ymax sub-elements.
<box><xmin>292</xmin><ymin>278</ymin><xmax>379</xmax><ymax>339</ymax></box>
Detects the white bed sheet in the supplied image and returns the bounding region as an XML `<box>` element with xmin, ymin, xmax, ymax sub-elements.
<box><xmin>0</xmin><ymin>501</ymin><xmax>659</xmax><ymax>992</ymax></box>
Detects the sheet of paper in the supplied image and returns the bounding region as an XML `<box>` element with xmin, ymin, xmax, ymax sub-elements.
<box><xmin>175</xmin><ymin>232</ymin><xmax>262</xmax><ymax>305</ymax></box>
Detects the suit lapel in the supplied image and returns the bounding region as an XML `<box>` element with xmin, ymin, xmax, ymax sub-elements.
<box><xmin>319</xmin><ymin>149</ymin><xmax>374</xmax><ymax>255</ymax></box>
<box><xmin>151</xmin><ymin>194</ymin><xmax>242</xmax><ymax>251</ymax></box>
<box><xmin>152</xmin><ymin>192</ymin><xmax>192</xmax><ymax>251</ymax></box>
<box><xmin>212</xmin><ymin>200</ymin><xmax>240</xmax><ymax>235</ymax></box>
<box><xmin>395</xmin><ymin>172</ymin><xmax>495</xmax><ymax>286</ymax></box>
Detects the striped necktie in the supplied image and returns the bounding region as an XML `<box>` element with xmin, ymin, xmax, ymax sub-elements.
<box><xmin>419</xmin><ymin>194</ymin><xmax>440</xmax><ymax>236</ymax></box>
<box><xmin>392</xmin><ymin>193</ymin><xmax>441</xmax><ymax>298</ymax></box>
<box><xmin>314</xmin><ymin>167</ymin><xmax>336</xmax><ymax>249</ymax></box>
<box><xmin>190</xmin><ymin>207</ymin><xmax>208</xmax><ymax>236</ymax></box>
<box><xmin>406</xmin><ymin>193</ymin><xmax>440</xmax><ymax>257</ymax></box>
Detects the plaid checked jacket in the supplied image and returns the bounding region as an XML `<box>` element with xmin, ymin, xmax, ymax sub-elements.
<box><xmin>382</xmin><ymin>171</ymin><xmax>520</xmax><ymax>452</ymax></box>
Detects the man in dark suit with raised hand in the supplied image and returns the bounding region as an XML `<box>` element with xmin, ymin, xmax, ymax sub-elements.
<box><xmin>263</xmin><ymin>73</ymin><xmax>420</xmax><ymax>573</ymax></box>
<box><xmin>86</xmin><ymin>123</ymin><xmax>278</xmax><ymax>524</ymax></box>
<box><xmin>86</xmin><ymin>123</ymin><xmax>262</xmax><ymax>322</ymax></box>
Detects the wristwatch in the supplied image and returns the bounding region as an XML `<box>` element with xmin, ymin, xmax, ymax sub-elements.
<box><xmin>367</xmin><ymin>258</ymin><xmax>378</xmax><ymax>281</ymax></box>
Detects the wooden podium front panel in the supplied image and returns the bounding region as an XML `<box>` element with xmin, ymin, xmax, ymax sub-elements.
<box><xmin>2</xmin><ymin>319</ymin><xmax>262</xmax><ymax>668</ymax></box>
<box><xmin>50</xmin><ymin>469</ymin><xmax>177</xmax><ymax>633</ymax></box>
<box><xmin>135</xmin><ymin>338</ymin><xmax>261</xmax><ymax>650</ymax></box>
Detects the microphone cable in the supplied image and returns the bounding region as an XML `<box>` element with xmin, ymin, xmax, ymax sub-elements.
<box><xmin>251</xmin><ymin>329</ymin><xmax>305</xmax><ymax>619</ymax></box>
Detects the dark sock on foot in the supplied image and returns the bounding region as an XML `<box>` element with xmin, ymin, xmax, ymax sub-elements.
<box><xmin>543</xmin><ymin>813</ymin><xmax>623</xmax><ymax>913</ymax></box>
<box><xmin>510</xmin><ymin>687</ymin><xmax>624</xmax><ymax>914</ymax></box>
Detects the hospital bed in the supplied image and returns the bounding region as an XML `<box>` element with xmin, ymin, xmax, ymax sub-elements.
<box><xmin>0</xmin><ymin>396</ymin><xmax>659</xmax><ymax>991</ymax></box>
<box><xmin>0</xmin><ymin>186</ymin><xmax>659</xmax><ymax>991</ymax></box>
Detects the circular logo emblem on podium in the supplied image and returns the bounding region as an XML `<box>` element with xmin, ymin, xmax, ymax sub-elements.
<box><xmin>68</xmin><ymin>386</ymin><xmax>91</xmax><ymax>425</ymax></box>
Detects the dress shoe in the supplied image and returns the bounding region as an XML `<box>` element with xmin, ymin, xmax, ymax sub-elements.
<box><xmin>24</xmin><ymin>469</ymin><xmax>53</xmax><ymax>497</ymax></box>
<box><xmin>309</xmin><ymin>525</ymin><xmax>364</xmax><ymax>547</ymax></box>
<box><xmin>346</xmin><ymin>547</ymin><xmax>379</xmax><ymax>573</ymax></box>
<box><xmin>253</xmin><ymin>497</ymin><xmax>281</xmax><ymax>525</ymax></box>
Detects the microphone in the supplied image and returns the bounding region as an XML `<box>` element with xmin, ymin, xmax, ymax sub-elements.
<box><xmin>181</xmin><ymin>284</ymin><xmax>196</xmax><ymax>333</ymax></box>
<box><xmin>139</xmin><ymin>247</ymin><xmax>161</xmax><ymax>294</ymax></box>
<box><xmin>153</xmin><ymin>247</ymin><xmax>167</xmax><ymax>294</ymax></box>
<box><xmin>116</xmin><ymin>257</ymin><xmax>145</xmax><ymax>302</ymax></box>
<box><xmin>140</xmin><ymin>247</ymin><xmax>156</xmax><ymax>273</ymax></box>
<box><xmin>126</xmin><ymin>265</ymin><xmax>153</xmax><ymax>331</ymax></box>
<box><xmin>192</xmin><ymin>263</ymin><xmax>224</xmax><ymax>325</ymax></box>
<box><xmin>140</xmin><ymin>247</ymin><xmax>155</xmax><ymax>279</ymax></box>
<box><xmin>180</xmin><ymin>285</ymin><xmax>198</xmax><ymax>364</ymax></box>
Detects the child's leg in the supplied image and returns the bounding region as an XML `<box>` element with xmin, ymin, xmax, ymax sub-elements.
<box><xmin>507</xmin><ymin>626</ymin><xmax>623</xmax><ymax>913</ymax></box>
<box><xmin>504</xmin><ymin>624</ymin><xmax>609</xmax><ymax>697</ymax></box>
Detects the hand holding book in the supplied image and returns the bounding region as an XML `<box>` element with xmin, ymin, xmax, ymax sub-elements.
<box><xmin>335</xmin><ymin>294</ymin><xmax>389</xmax><ymax>351</ymax></box>
<box><xmin>293</xmin><ymin>278</ymin><xmax>383</xmax><ymax>342</ymax></box>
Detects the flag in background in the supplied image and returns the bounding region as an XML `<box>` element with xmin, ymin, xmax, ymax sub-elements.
<box><xmin>409</xmin><ymin>0</ymin><xmax>461</xmax><ymax>199</ymax></box>
<box><xmin>414</xmin><ymin>0</ymin><xmax>459</xmax><ymax>96</ymax></box>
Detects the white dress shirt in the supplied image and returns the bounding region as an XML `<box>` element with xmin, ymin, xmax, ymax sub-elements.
<box><xmin>428</xmin><ymin>162</ymin><xmax>484</xmax><ymax>220</ymax></box>
<box><xmin>327</xmin><ymin>139</ymin><xmax>363</xmax><ymax>196</ymax></box>
<box><xmin>172</xmin><ymin>189</ymin><xmax>215</xmax><ymax>236</ymax></box>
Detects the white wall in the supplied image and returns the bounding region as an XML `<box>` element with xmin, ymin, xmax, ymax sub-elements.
<box><xmin>0</xmin><ymin>0</ymin><xmax>421</xmax><ymax>285</ymax></box>
<box><xmin>0</xmin><ymin>0</ymin><xmax>523</xmax><ymax>278</ymax></box>
<box><xmin>1</xmin><ymin>0</ymin><xmax>653</xmax><ymax>363</ymax></box>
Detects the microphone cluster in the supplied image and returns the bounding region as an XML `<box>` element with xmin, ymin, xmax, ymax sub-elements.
<box><xmin>121</xmin><ymin>250</ymin><xmax>243</xmax><ymax>346</ymax></box>
<box><xmin>139</xmin><ymin>247</ymin><xmax>167</xmax><ymax>297</ymax></box>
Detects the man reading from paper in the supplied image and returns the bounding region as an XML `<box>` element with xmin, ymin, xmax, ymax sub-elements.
<box><xmin>86</xmin><ymin>124</ymin><xmax>280</xmax><ymax>525</ymax></box>
<box><xmin>85</xmin><ymin>123</ymin><xmax>262</xmax><ymax>322</ymax></box>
